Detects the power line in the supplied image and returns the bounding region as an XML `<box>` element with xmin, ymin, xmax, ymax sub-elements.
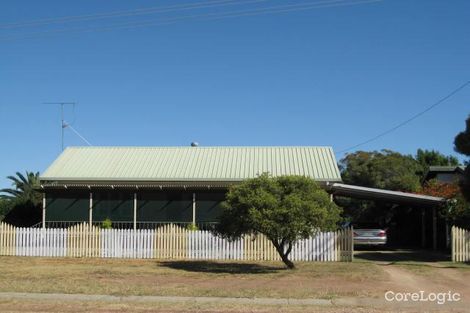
<box><xmin>204</xmin><ymin>0</ymin><xmax>380</xmax><ymax>21</ymax></box>
<box><xmin>0</xmin><ymin>0</ymin><xmax>381</xmax><ymax>41</ymax></box>
<box><xmin>336</xmin><ymin>80</ymin><xmax>470</xmax><ymax>155</ymax></box>
<box><xmin>0</xmin><ymin>0</ymin><xmax>261</xmax><ymax>29</ymax></box>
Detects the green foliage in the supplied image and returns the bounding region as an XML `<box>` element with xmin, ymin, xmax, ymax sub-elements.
<box><xmin>0</xmin><ymin>171</ymin><xmax>42</xmax><ymax>226</ymax></box>
<box><xmin>459</xmin><ymin>166</ymin><xmax>470</xmax><ymax>203</ymax></box>
<box><xmin>214</xmin><ymin>174</ymin><xmax>342</xmax><ymax>269</ymax></box>
<box><xmin>101</xmin><ymin>218</ymin><xmax>112</xmax><ymax>229</ymax></box>
<box><xmin>416</xmin><ymin>149</ymin><xmax>460</xmax><ymax>176</ymax></box>
<box><xmin>340</xmin><ymin>150</ymin><xmax>422</xmax><ymax>192</ymax></box>
<box><xmin>0</xmin><ymin>198</ymin><xmax>13</xmax><ymax>220</ymax></box>
<box><xmin>187</xmin><ymin>223</ymin><xmax>199</xmax><ymax>231</ymax></box>
<box><xmin>0</xmin><ymin>171</ymin><xmax>41</xmax><ymax>205</ymax></box>
<box><xmin>455</xmin><ymin>115</ymin><xmax>470</xmax><ymax>156</ymax></box>
<box><xmin>339</xmin><ymin>147</ymin><xmax>467</xmax><ymax>225</ymax></box>
<box><xmin>454</xmin><ymin>115</ymin><xmax>470</xmax><ymax>202</ymax></box>
<box><xmin>339</xmin><ymin>150</ymin><xmax>423</xmax><ymax>224</ymax></box>
<box><xmin>442</xmin><ymin>194</ymin><xmax>470</xmax><ymax>222</ymax></box>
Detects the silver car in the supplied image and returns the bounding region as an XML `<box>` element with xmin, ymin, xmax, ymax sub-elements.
<box><xmin>353</xmin><ymin>222</ymin><xmax>387</xmax><ymax>246</ymax></box>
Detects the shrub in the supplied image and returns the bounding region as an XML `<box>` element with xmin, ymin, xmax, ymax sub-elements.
<box><xmin>187</xmin><ymin>223</ymin><xmax>199</xmax><ymax>231</ymax></box>
<box><xmin>101</xmin><ymin>218</ymin><xmax>112</xmax><ymax>229</ymax></box>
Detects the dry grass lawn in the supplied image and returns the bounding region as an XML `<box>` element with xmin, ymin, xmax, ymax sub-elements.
<box><xmin>0</xmin><ymin>256</ymin><xmax>387</xmax><ymax>299</ymax></box>
<box><xmin>0</xmin><ymin>256</ymin><xmax>469</xmax><ymax>312</ymax></box>
<box><xmin>0</xmin><ymin>299</ymin><xmax>406</xmax><ymax>313</ymax></box>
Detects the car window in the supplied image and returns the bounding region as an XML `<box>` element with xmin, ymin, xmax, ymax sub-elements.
<box><xmin>353</xmin><ymin>222</ymin><xmax>382</xmax><ymax>229</ymax></box>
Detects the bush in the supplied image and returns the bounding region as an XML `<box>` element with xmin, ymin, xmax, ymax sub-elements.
<box><xmin>101</xmin><ymin>218</ymin><xmax>112</xmax><ymax>229</ymax></box>
<box><xmin>187</xmin><ymin>223</ymin><xmax>199</xmax><ymax>231</ymax></box>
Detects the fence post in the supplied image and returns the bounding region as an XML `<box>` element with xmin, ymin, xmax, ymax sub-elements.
<box><xmin>42</xmin><ymin>194</ymin><xmax>46</xmax><ymax>229</ymax></box>
<box><xmin>350</xmin><ymin>226</ymin><xmax>354</xmax><ymax>262</ymax></box>
<box><xmin>89</xmin><ymin>193</ymin><xmax>93</xmax><ymax>226</ymax></box>
<box><xmin>462</xmin><ymin>227</ymin><xmax>465</xmax><ymax>262</ymax></box>
<box><xmin>133</xmin><ymin>193</ymin><xmax>137</xmax><ymax>231</ymax></box>
<box><xmin>452</xmin><ymin>226</ymin><xmax>456</xmax><ymax>262</ymax></box>
<box><xmin>467</xmin><ymin>228</ymin><xmax>470</xmax><ymax>262</ymax></box>
<box><xmin>458</xmin><ymin>227</ymin><xmax>462</xmax><ymax>262</ymax></box>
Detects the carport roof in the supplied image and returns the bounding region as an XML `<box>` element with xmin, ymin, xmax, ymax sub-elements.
<box><xmin>328</xmin><ymin>183</ymin><xmax>445</xmax><ymax>207</ymax></box>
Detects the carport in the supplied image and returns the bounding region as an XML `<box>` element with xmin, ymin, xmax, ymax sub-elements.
<box><xmin>326</xmin><ymin>183</ymin><xmax>446</xmax><ymax>250</ymax></box>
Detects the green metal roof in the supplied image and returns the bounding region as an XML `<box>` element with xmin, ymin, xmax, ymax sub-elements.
<box><xmin>40</xmin><ymin>146</ymin><xmax>342</xmax><ymax>183</ymax></box>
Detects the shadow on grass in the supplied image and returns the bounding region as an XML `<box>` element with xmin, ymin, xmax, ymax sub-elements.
<box><xmin>158</xmin><ymin>260</ymin><xmax>285</xmax><ymax>274</ymax></box>
<box><xmin>355</xmin><ymin>249</ymin><xmax>451</xmax><ymax>264</ymax></box>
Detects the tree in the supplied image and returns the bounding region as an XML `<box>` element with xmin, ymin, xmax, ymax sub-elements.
<box><xmin>338</xmin><ymin>150</ymin><xmax>422</xmax><ymax>224</ymax></box>
<box><xmin>419</xmin><ymin>179</ymin><xmax>469</xmax><ymax>222</ymax></box>
<box><xmin>340</xmin><ymin>150</ymin><xmax>422</xmax><ymax>192</ymax></box>
<box><xmin>454</xmin><ymin>115</ymin><xmax>470</xmax><ymax>202</ymax></box>
<box><xmin>416</xmin><ymin>149</ymin><xmax>459</xmax><ymax>167</ymax></box>
<box><xmin>0</xmin><ymin>171</ymin><xmax>42</xmax><ymax>226</ymax></box>
<box><xmin>0</xmin><ymin>198</ymin><xmax>12</xmax><ymax>220</ymax></box>
<box><xmin>214</xmin><ymin>174</ymin><xmax>341</xmax><ymax>269</ymax></box>
<box><xmin>0</xmin><ymin>171</ymin><xmax>41</xmax><ymax>205</ymax></box>
<box><xmin>415</xmin><ymin>149</ymin><xmax>459</xmax><ymax>178</ymax></box>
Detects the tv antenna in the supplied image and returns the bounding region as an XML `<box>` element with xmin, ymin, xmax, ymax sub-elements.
<box><xmin>44</xmin><ymin>102</ymin><xmax>91</xmax><ymax>150</ymax></box>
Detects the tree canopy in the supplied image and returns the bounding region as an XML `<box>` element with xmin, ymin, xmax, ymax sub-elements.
<box><xmin>0</xmin><ymin>198</ymin><xmax>11</xmax><ymax>221</ymax></box>
<box><xmin>416</xmin><ymin>149</ymin><xmax>459</xmax><ymax>173</ymax></box>
<box><xmin>338</xmin><ymin>149</ymin><xmax>463</xmax><ymax>224</ymax></box>
<box><xmin>214</xmin><ymin>174</ymin><xmax>341</xmax><ymax>269</ymax></box>
<box><xmin>340</xmin><ymin>150</ymin><xmax>422</xmax><ymax>192</ymax></box>
<box><xmin>454</xmin><ymin>115</ymin><xmax>470</xmax><ymax>202</ymax></box>
<box><xmin>0</xmin><ymin>171</ymin><xmax>42</xmax><ymax>226</ymax></box>
<box><xmin>0</xmin><ymin>171</ymin><xmax>41</xmax><ymax>205</ymax></box>
<box><xmin>455</xmin><ymin>115</ymin><xmax>470</xmax><ymax>156</ymax></box>
<box><xmin>418</xmin><ymin>179</ymin><xmax>469</xmax><ymax>223</ymax></box>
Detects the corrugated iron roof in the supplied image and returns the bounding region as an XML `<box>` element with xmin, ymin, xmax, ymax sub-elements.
<box><xmin>40</xmin><ymin>146</ymin><xmax>342</xmax><ymax>182</ymax></box>
<box><xmin>328</xmin><ymin>183</ymin><xmax>444</xmax><ymax>206</ymax></box>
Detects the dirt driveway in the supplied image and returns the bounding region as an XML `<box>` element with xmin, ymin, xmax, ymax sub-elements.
<box><xmin>355</xmin><ymin>249</ymin><xmax>470</xmax><ymax>306</ymax></box>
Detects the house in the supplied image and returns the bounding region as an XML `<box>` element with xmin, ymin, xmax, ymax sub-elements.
<box><xmin>423</xmin><ymin>165</ymin><xmax>466</xmax><ymax>184</ymax></box>
<box><xmin>39</xmin><ymin>146</ymin><xmax>342</xmax><ymax>228</ymax></box>
<box><xmin>39</xmin><ymin>145</ymin><xmax>446</xmax><ymax>250</ymax></box>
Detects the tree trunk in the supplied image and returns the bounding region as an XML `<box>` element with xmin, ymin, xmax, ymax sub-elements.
<box><xmin>280</xmin><ymin>253</ymin><xmax>295</xmax><ymax>269</ymax></box>
<box><xmin>272</xmin><ymin>240</ymin><xmax>295</xmax><ymax>269</ymax></box>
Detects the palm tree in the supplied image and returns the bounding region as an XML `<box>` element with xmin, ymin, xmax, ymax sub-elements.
<box><xmin>0</xmin><ymin>171</ymin><xmax>41</xmax><ymax>205</ymax></box>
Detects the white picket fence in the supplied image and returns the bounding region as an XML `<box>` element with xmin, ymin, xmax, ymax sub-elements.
<box><xmin>0</xmin><ymin>222</ymin><xmax>353</xmax><ymax>262</ymax></box>
<box><xmin>452</xmin><ymin>226</ymin><xmax>470</xmax><ymax>262</ymax></box>
<box><xmin>188</xmin><ymin>231</ymin><xmax>244</xmax><ymax>260</ymax></box>
<box><xmin>101</xmin><ymin>229</ymin><xmax>155</xmax><ymax>259</ymax></box>
<box><xmin>15</xmin><ymin>227</ymin><xmax>67</xmax><ymax>257</ymax></box>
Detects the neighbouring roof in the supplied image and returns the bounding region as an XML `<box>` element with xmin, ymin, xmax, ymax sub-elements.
<box><xmin>40</xmin><ymin>146</ymin><xmax>342</xmax><ymax>184</ymax></box>
<box><xmin>328</xmin><ymin>183</ymin><xmax>445</xmax><ymax>207</ymax></box>
<box><xmin>423</xmin><ymin>165</ymin><xmax>466</xmax><ymax>181</ymax></box>
<box><xmin>427</xmin><ymin>165</ymin><xmax>466</xmax><ymax>173</ymax></box>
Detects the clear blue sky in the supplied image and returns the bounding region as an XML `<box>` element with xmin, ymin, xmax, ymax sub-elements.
<box><xmin>1</xmin><ymin>0</ymin><xmax>469</xmax><ymax>188</ymax></box>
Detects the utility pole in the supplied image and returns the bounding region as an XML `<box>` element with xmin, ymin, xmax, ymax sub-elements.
<box><xmin>44</xmin><ymin>102</ymin><xmax>75</xmax><ymax>150</ymax></box>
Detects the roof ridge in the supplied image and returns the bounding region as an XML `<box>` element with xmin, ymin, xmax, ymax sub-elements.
<box><xmin>65</xmin><ymin>146</ymin><xmax>334</xmax><ymax>149</ymax></box>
